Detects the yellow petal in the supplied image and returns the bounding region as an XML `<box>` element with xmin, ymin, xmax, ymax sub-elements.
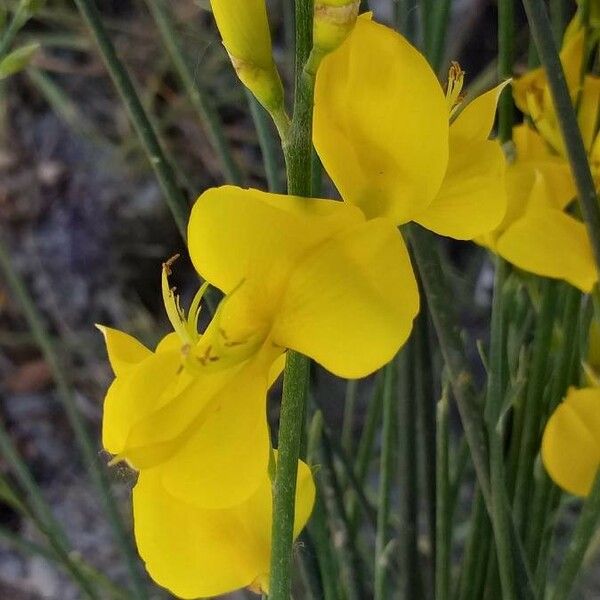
<box><xmin>496</xmin><ymin>205</ymin><xmax>597</xmax><ymax>293</ymax></box>
<box><xmin>414</xmin><ymin>138</ymin><xmax>506</xmax><ymax>239</ymax></box>
<box><xmin>188</xmin><ymin>186</ymin><xmax>362</xmax><ymax>298</ymax></box>
<box><xmin>133</xmin><ymin>457</ymin><xmax>315</xmax><ymax>599</ymax></box>
<box><xmin>313</xmin><ymin>17</ymin><xmax>448</xmax><ymax>224</ymax></box>
<box><xmin>96</xmin><ymin>325</ymin><xmax>151</xmax><ymax>376</ymax></box>
<box><xmin>102</xmin><ymin>344</ymin><xmax>183</xmax><ymax>456</ymax></box>
<box><xmin>451</xmin><ymin>81</ymin><xmax>510</xmax><ymax>143</ymax></box>
<box><xmin>578</xmin><ymin>75</ymin><xmax>600</xmax><ymax>151</ymax></box>
<box><xmin>542</xmin><ymin>387</ymin><xmax>600</xmax><ymax>497</ymax></box>
<box><xmin>158</xmin><ymin>348</ymin><xmax>281</xmax><ymax>508</ymax></box>
<box><xmin>273</xmin><ymin>218</ymin><xmax>419</xmax><ymax>378</ymax></box>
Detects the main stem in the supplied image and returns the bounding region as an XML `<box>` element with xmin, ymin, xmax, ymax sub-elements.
<box><xmin>269</xmin><ymin>2</ymin><xmax>314</xmax><ymax>599</ymax></box>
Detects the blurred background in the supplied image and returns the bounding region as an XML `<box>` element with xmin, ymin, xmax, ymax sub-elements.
<box><xmin>2</xmin><ymin>0</ymin><xmax>598</xmax><ymax>598</ymax></box>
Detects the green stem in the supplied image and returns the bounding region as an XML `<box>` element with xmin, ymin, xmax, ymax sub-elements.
<box><xmin>247</xmin><ymin>90</ymin><xmax>285</xmax><ymax>193</ymax></box>
<box><xmin>0</xmin><ymin>421</ymin><xmax>101</xmax><ymax>599</ymax></box>
<box><xmin>415</xmin><ymin>311</ymin><xmax>436</xmax><ymax>568</ymax></box>
<box><xmin>269</xmin><ymin>2</ymin><xmax>314</xmax><ymax>598</ymax></box>
<box><xmin>144</xmin><ymin>0</ymin><xmax>243</xmax><ymax>185</ymax></box>
<box><xmin>498</xmin><ymin>0</ymin><xmax>515</xmax><ymax>144</ymax></box>
<box><xmin>349</xmin><ymin>372</ymin><xmax>384</xmax><ymax>532</ymax></box>
<box><xmin>486</xmin><ymin>258</ymin><xmax>517</xmax><ymax>599</ymax></box>
<box><xmin>551</xmin><ymin>471</ymin><xmax>600</xmax><ymax>600</ymax></box>
<box><xmin>408</xmin><ymin>225</ymin><xmax>491</xmax><ymax>506</ymax></box>
<box><xmin>341</xmin><ymin>379</ymin><xmax>358</xmax><ymax>455</ymax></box>
<box><xmin>513</xmin><ymin>281</ymin><xmax>558</xmax><ymax>530</ymax></box>
<box><xmin>428</xmin><ymin>0</ymin><xmax>452</xmax><ymax>73</ymax></box>
<box><xmin>73</xmin><ymin>0</ymin><xmax>189</xmax><ymax>238</ymax></box>
<box><xmin>550</xmin><ymin>0</ymin><xmax>566</xmax><ymax>45</ymax></box>
<box><xmin>0</xmin><ymin>239</ymin><xmax>147</xmax><ymax>600</ymax></box>
<box><xmin>435</xmin><ymin>391</ymin><xmax>450</xmax><ymax>600</ymax></box>
<box><xmin>457</xmin><ymin>491</ymin><xmax>492</xmax><ymax>600</ymax></box>
<box><xmin>398</xmin><ymin>346</ymin><xmax>423</xmax><ymax>599</ymax></box>
<box><xmin>522</xmin><ymin>0</ymin><xmax>600</xmax><ymax>277</ymax></box>
<box><xmin>526</xmin><ymin>286</ymin><xmax>581</xmax><ymax>564</ymax></box>
<box><xmin>320</xmin><ymin>431</ymin><xmax>367</xmax><ymax>600</ymax></box>
<box><xmin>374</xmin><ymin>361</ymin><xmax>396</xmax><ymax>600</ymax></box>
<box><xmin>0</xmin><ymin>0</ymin><xmax>27</xmax><ymax>60</ymax></box>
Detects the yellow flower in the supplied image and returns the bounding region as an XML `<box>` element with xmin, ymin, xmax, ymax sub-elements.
<box><xmin>486</xmin><ymin>26</ymin><xmax>600</xmax><ymax>292</ymax></box>
<box><xmin>482</xmin><ymin>124</ymin><xmax>597</xmax><ymax>292</ymax></box>
<box><xmin>209</xmin><ymin>0</ymin><xmax>284</xmax><ymax>113</ymax></box>
<box><xmin>542</xmin><ymin>387</ymin><xmax>600</xmax><ymax>497</ymax></box>
<box><xmin>133</xmin><ymin>454</ymin><xmax>315</xmax><ymax>598</ymax></box>
<box><xmin>313</xmin><ymin>16</ymin><xmax>508</xmax><ymax>240</ymax></box>
<box><xmin>188</xmin><ymin>186</ymin><xmax>419</xmax><ymax>378</ymax></box>
<box><xmin>512</xmin><ymin>29</ymin><xmax>600</xmax><ymax>155</ymax></box>
<box><xmin>100</xmin><ymin>269</ymin><xmax>285</xmax><ymax>510</ymax></box>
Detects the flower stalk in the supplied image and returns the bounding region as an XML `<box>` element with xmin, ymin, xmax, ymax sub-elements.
<box><xmin>269</xmin><ymin>2</ymin><xmax>315</xmax><ymax>598</ymax></box>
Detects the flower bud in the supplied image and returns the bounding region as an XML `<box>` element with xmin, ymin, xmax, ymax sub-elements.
<box><xmin>210</xmin><ymin>0</ymin><xmax>284</xmax><ymax>113</ymax></box>
<box><xmin>313</xmin><ymin>0</ymin><xmax>360</xmax><ymax>59</ymax></box>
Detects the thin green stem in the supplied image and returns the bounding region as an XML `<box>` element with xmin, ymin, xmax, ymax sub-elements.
<box><xmin>374</xmin><ymin>361</ymin><xmax>396</xmax><ymax>600</ymax></box>
<box><xmin>398</xmin><ymin>346</ymin><xmax>422</xmax><ymax>599</ymax></box>
<box><xmin>73</xmin><ymin>0</ymin><xmax>189</xmax><ymax>238</ymax></box>
<box><xmin>435</xmin><ymin>391</ymin><xmax>450</xmax><ymax>600</ymax></box>
<box><xmin>0</xmin><ymin>421</ymin><xmax>101</xmax><ymax>599</ymax></box>
<box><xmin>522</xmin><ymin>0</ymin><xmax>600</xmax><ymax>278</ymax></box>
<box><xmin>550</xmin><ymin>0</ymin><xmax>566</xmax><ymax>45</ymax></box>
<box><xmin>247</xmin><ymin>90</ymin><xmax>285</xmax><ymax>193</ymax></box>
<box><xmin>526</xmin><ymin>286</ymin><xmax>581</xmax><ymax>564</ymax></box>
<box><xmin>486</xmin><ymin>258</ymin><xmax>518</xmax><ymax>599</ymax></box>
<box><xmin>498</xmin><ymin>0</ymin><xmax>515</xmax><ymax>144</ymax></box>
<box><xmin>320</xmin><ymin>430</ymin><xmax>367</xmax><ymax>600</ymax></box>
<box><xmin>0</xmin><ymin>238</ymin><xmax>147</xmax><ymax>600</ymax></box>
<box><xmin>0</xmin><ymin>0</ymin><xmax>27</xmax><ymax>60</ymax></box>
<box><xmin>415</xmin><ymin>311</ymin><xmax>436</xmax><ymax>568</ymax></box>
<box><xmin>428</xmin><ymin>0</ymin><xmax>452</xmax><ymax>73</ymax></box>
<box><xmin>457</xmin><ymin>491</ymin><xmax>492</xmax><ymax>600</ymax></box>
<box><xmin>349</xmin><ymin>372</ymin><xmax>384</xmax><ymax>532</ymax></box>
<box><xmin>408</xmin><ymin>225</ymin><xmax>491</xmax><ymax>506</ymax></box>
<box><xmin>144</xmin><ymin>0</ymin><xmax>243</xmax><ymax>185</ymax></box>
<box><xmin>551</xmin><ymin>471</ymin><xmax>600</xmax><ymax>600</ymax></box>
<box><xmin>269</xmin><ymin>2</ymin><xmax>314</xmax><ymax>598</ymax></box>
<box><xmin>341</xmin><ymin>379</ymin><xmax>358</xmax><ymax>455</ymax></box>
<box><xmin>513</xmin><ymin>280</ymin><xmax>558</xmax><ymax>530</ymax></box>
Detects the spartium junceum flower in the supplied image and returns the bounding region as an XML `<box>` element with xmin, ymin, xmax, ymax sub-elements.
<box><xmin>481</xmin><ymin>20</ymin><xmax>600</xmax><ymax>293</ymax></box>
<box><xmin>542</xmin><ymin>387</ymin><xmax>600</xmax><ymax>497</ymax></box>
<box><xmin>209</xmin><ymin>0</ymin><xmax>284</xmax><ymax>118</ymax></box>
<box><xmin>312</xmin><ymin>15</ymin><xmax>507</xmax><ymax>240</ymax></box>
<box><xmin>133</xmin><ymin>451</ymin><xmax>314</xmax><ymax>598</ymax></box>
<box><xmin>99</xmin><ymin>278</ymin><xmax>316</xmax><ymax>597</ymax></box>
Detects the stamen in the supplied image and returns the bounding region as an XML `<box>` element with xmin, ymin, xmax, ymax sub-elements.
<box><xmin>162</xmin><ymin>255</ymin><xmax>192</xmax><ymax>345</ymax></box>
<box><xmin>446</xmin><ymin>61</ymin><xmax>465</xmax><ymax>114</ymax></box>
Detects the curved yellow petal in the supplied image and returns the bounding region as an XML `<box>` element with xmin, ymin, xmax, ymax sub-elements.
<box><xmin>273</xmin><ymin>218</ymin><xmax>419</xmax><ymax>378</ymax></box>
<box><xmin>313</xmin><ymin>17</ymin><xmax>448</xmax><ymax>224</ymax></box>
<box><xmin>188</xmin><ymin>186</ymin><xmax>362</xmax><ymax>298</ymax></box>
<box><xmin>578</xmin><ymin>75</ymin><xmax>600</xmax><ymax>151</ymax></box>
<box><xmin>496</xmin><ymin>206</ymin><xmax>597</xmax><ymax>293</ymax></box>
<box><xmin>102</xmin><ymin>346</ymin><xmax>183</xmax><ymax>456</ymax></box>
<box><xmin>159</xmin><ymin>348</ymin><xmax>282</xmax><ymax>508</ymax></box>
<box><xmin>542</xmin><ymin>387</ymin><xmax>600</xmax><ymax>497</ymax></box>
<box><xmin>414</xmin><ymin>139</ymin><xmax>506</xmax><ymax>239</ymax></box>
<box><xmin>96</xmin><ymin>325</ymin><xmax>151</xmax><ymax>376</ymax></box>
<box><xmin>134</xmin><ymin>458</ymin><xmax>315</xmax><ymax>599</ymax></box>
<box><xmin>451</xmin><ymin>81</ymin><xmax>510</xmax><ymax>143</ymax></box>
